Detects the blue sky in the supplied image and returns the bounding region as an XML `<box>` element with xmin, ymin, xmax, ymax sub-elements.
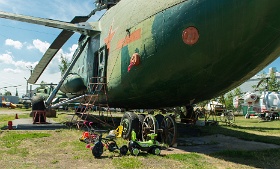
<box><xmin>0</xmin><ymin>0</ymin><xmax>105</xmax><ymax>96</ymax></box>
<box><xmin>0</xmin><ymin>0</ymin><xmax>279</xmax><ymax>97</ymax></box>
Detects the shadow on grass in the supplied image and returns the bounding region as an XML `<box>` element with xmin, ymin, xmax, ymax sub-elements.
<box><xmin>210</xmin><ymin>148</ymin><xmax>280</xmax><ymax>169</ymax></box>
<box><xmin>175</xmin><ymin>122</ymin><xmax>280</xmax><ymax>168</ymax></box>
<box><xmin>196</xmin><ymin>124</ymin><xmax>280</xmax><ymax>145</ymax></box>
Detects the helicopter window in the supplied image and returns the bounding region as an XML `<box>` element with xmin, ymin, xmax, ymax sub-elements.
<box><xmin>78</xmin><ymin>35</ymin><xmax>86</xmax><ymax>42</ymax></box>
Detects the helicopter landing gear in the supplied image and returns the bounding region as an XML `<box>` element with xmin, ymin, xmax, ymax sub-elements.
<box><xmin>120</xmin><ymin>112</ymin><xmax>139</xmax><ymax>139</ymax></box>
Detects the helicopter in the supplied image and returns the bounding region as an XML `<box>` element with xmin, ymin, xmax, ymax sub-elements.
<box><xmin>233</xmin><ymin>77</ymin><xmax>280</xmax><ymax>120</ymax></box>
<box><xmin>1</xmin><ymin>0</ymin><xmax>280</xmax><ymax>111</ymax></box>
<box><xmin>0</xmin><ymin>85</ymin><xmax>22</xmax><ymax>108</ymax></box>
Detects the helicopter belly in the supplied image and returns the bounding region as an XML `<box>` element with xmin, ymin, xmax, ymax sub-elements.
<box><xmin>105</xmin><ymin>0</ymin><xmax>280</xmax><ymax>108</ymax></box>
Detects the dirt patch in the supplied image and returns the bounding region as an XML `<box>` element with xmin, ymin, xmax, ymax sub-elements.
<box><xmin>161</xmin><ymin>134</ymin><xmax>280</xmax><ymax>155</ymax></box>
<box><xmin>0</xmin><ymin>108</ymin><xmax>31</xmax><ymax>115</ymax></box>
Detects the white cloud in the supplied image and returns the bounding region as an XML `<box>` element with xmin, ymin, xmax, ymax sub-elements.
<box><xmin>0</xmin><ymin>53</ymin><xmax>14</xmax><ymax>64</ymax></box>
<box><xmin>0</xmin><ymin>52</ymin><xmax>37</xmax><ymax>71</ymax></box>
<box><xmin>29</xmin><ymin>39</ymin><xmax>50</xmax><ymax>53</ymax></box>
<box><xmin>65</xmin><ymin>44</ymin><xmax>78</xmax><ymax>60</ymax></box>
<box><xmin>5</xmin><ymin>39</ymin><xmax>23</xmax><ymax>49</ymax></box>
<box><xmin>25</xmin><ymin>39</ymin><xmax>78</xmax><ymax>75</ymax></box>
<box><xmin>69</xmin><ymin>44</ymin><xmax>78</xmax><ymax>54</ymax></box>
<box><xmin>0</xmin><ymin>1</ymin><xmax>104</xmax><ymax>97</ymax></box>
<box><xmin>3</xmin><ymin>68</ymin><xmax>22</xmax><ymax>73</ymax></box>
<box><xmin>14</xmin><ymin>60</ymin><xmax>37</xmax><ymax>70</ymax></box>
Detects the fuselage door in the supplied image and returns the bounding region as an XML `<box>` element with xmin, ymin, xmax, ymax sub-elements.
<box><xmin>93</xmin><ymin>45</ymin><xmax>108</xmax><ymax>83</ymax></box>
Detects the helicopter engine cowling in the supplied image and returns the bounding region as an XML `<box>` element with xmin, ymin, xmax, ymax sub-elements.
<box><xmin>60</xmin><ymin>74</ymin><xmax>87</xmax><ymax>93</ymax></box>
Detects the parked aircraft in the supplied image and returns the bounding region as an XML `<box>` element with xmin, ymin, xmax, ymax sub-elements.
<box><xmin>1</xmin><ymin>0</ymin><xmax>280</xmax><ymax>110</ymax></box>
<box><xmin>233</xmin><ymin>78</ymin><xmax>280</xmax><ymax>119</ymax></box>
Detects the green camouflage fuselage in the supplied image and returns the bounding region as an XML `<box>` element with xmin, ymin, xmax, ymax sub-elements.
<box><xmin>68</xmin><ymin>0</ymin><xmax>280</xmax><ymax>109</ymax></box>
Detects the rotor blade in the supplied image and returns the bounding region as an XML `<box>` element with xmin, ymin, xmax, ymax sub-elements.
<box><xmin>0</xmin><ymin>11</ymin><xmax>100</xmax><ymax>36</ymax></box>
<box><xmin>33</xmin><ymin>84</ymin><xmax>58</xmax><ymax>86</ymax></box>
<box><xmin>256</xmin><ymin>79</ymin><xmax>265</xmax><ymax>88</ymax></box>
<box><xmin>27</xmin><ymin>16</ymin><xmax>90</xmax><ymax>84</ymax></box>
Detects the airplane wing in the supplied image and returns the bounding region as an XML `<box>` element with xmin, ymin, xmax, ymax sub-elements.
<box><xmin>0</xmin><ymin>11</ymin><xmax>100</xmax><ymax>36</ymax></box>
<box><xmin>27</xmin><ymin>16</ymin><xmax>89</xmax><ymax>84</ymax></box>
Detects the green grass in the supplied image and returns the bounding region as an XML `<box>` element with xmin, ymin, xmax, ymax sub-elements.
<box><xmin>48</xmin><ymin>113</ymin><xmax>69</xmax><ymax>123</ymax></box>
<box><xmin>112</xmin><ymin>156</ymin><xmax>142</xmax><ymax>169</ymax></box>
<box><xmin>196</xmin><ymin>116</ymin><xmax>280</xmax><ymax>145</ymax></box>
<box><xmin>212</xmin><ymin>148</ymin><xmax>280</xmax><ymax>168</ymax></box>
<box><xmin>0</xmin><ymin>131</ymin><xmax>51</xmax><ymax>158</ymax></box>
<box><xmin>0</xmin><ymin>110</ymin><xmax>279</xmax><ymax>168</ymax></box>
<box><xmin>0</xmin><ymin>132</ymin><xmax>51</xmax><ymax>148</ymax></box>
<box><xmin>164</xmin><ymin>153</ymin><xmax>211</xmax><ymax>169</ymax></box>
<box><xmin>0</xmin><ymin>113</ymin><xmax>30</xmax><ymax>129</ymax></box>
<box><xmin>6</xmin><ymin>147</ymin><xmax>29</xmax><ymax>157</ymax></box>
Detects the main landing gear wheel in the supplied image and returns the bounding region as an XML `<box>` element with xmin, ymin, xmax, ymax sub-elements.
<box><xmin>120</xmin><ymin>112</ymin><xmax>139</xmax><ymax>139</ymax></box>
<box><xmin>161</xmin><ymin>115</ymin><xmax>177</xmax><ymax>146</ymax></box>
<box><xmin>137</xmin><ymin>114</ymin><xmax>145</xmax><ymax>140</ymax></box>
<box><xmin>142</xmin><ymin>114</ymin><xmax>158</xmax><ymax>141</ymax></box>
<box><xmin>155</xmin><ymin>114</ymin><xmax>164</xmax><ymax>142</ymax></box>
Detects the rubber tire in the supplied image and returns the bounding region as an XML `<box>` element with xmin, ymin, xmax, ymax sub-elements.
<box><xmin>137</xmin><ymin>114</ymin><xmax>145</xmax><ymax>140</ymax></box>
<box><xmin>132</xmin><ymin>148</ymin><xmax>139</xmax><ymax>156</ymax></box>
<box><xmin>92</xmin><ymin>141</ymin><xmax>103</xmax><ymax>158</ymax></box>
<box><xmin>155</xmin><ymin>114</ymin><xmax>164</xmax><ymax>142</ymax></box>
<box><xmin>152</xmin><ymin>147</ymin><xmax>161</xmax><ymax>155</ymax></box>
<box><xmin>120</xmin><ymin>112</ymin><xmax>139</xmax><ymax>139</ymax></box>
<box><xmin>119</xmin><ymin>145</ymin><xmax>128</xmax><ymax>155</ymax></box>
<box><xmin>108</xmin><ymin>141</ymin><xmax>117</xmax><ymax>152</ymax></box>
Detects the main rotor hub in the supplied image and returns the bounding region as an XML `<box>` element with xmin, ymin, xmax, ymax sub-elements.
<box><xmin>95</xmin><ymin>0</ymin><xmax>120</xmax><ymax>9</ymax></box>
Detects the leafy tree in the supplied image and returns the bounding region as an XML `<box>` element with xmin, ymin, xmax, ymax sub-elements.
<box><xmin>223</xmin><ymin>87</ymin><xmax>242</xmax><ymax>110</ymax></box>
<box><xmin>4</xmin><ymin>91</ymin><xmax>12</xmax><ymax>96</ymax></box>
<box><xmin>267</xmin><ymin>70</ymin><xmax>280</xmax><ymax>91</ymax></box>
<box><xmin>58</xmin><ymin>54</ymin><xmax>70</xmax><ymax>76</ymax></box>
<box><xmin>254</xmin><ymin>70</ymin><xmax>280</xmax><ymax>92</ymax></box>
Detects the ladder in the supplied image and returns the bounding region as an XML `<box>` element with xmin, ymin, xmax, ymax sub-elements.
<box><xmin>71</xmin><ymin>76</ymin><xmax>115</xmax><ymax>129</ymax></box>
